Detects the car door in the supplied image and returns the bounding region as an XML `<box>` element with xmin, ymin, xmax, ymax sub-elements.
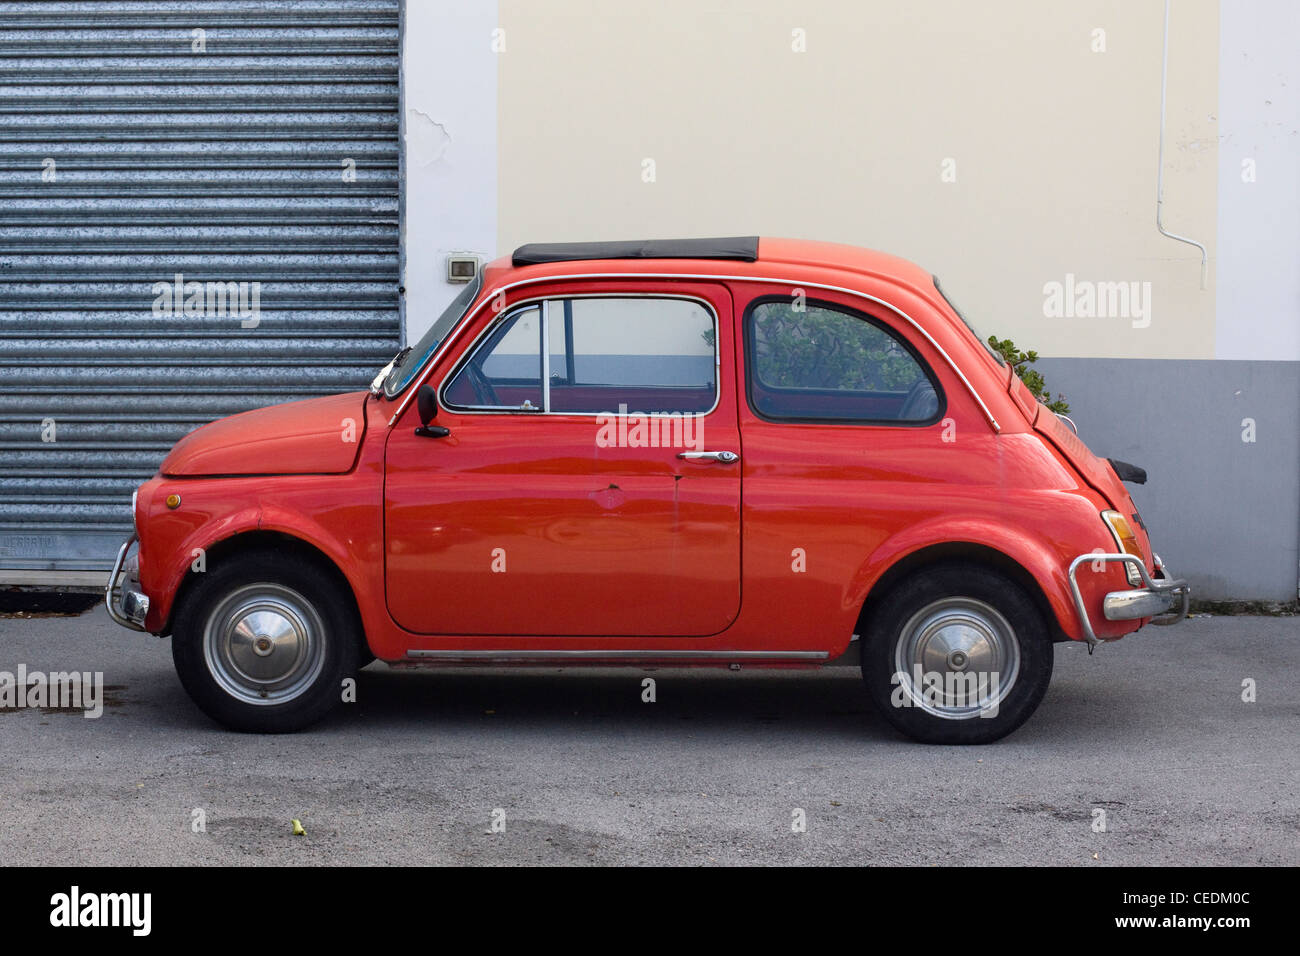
<box><xmin>384</xmin><ymin>281</ymin><xmax>741</xmax><ymax>637</ymax></box>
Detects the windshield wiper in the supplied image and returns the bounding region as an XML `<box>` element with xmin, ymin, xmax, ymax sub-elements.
<box><xmin>370</xmin><ymin>346</ymin><xmax>413</xmax><ymax>397</ymax></box>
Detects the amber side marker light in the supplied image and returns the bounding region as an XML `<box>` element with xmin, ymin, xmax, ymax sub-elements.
<box><xmin>1102</xmin><ymin>510</ymin><xmax>1144</xmax><ymax>585</ymax></box>
<box><xmin>165</xmin><ymin>494</ymin><xmax>182</xmax><ymax>510</ymax></box>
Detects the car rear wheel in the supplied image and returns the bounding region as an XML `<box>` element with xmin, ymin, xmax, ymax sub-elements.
<box><xmin>172</xmin><ymin>552</ymin><xmax>358</xmax><ymax>733</ymax></box>
<box><xmin>862</xmin><ymin>564</ymin><xmax>1053</xmax><ymax>744</ymax></box>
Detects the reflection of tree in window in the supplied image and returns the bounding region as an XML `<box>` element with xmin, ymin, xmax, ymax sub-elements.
<box><xmin>752</xmin><ymin>302</ymin><xmax>924</xmax><ymax>392</ymax></box>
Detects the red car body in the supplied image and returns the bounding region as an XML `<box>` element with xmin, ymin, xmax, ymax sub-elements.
<box><xmin>108</xmin><ymin>237</ymin><xmax>1189</xmax><ymax>741</ymax></box>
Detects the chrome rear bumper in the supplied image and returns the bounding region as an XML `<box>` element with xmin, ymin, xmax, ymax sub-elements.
<box><xmin>1067</xmin><ymin>552</ymin><xmax>1189</xmax><ymax>648</ymax></box>
<box><xmin>105</xmin><ymin>533</ymin><xmax>149</xmax><ymax>632</ymax></box>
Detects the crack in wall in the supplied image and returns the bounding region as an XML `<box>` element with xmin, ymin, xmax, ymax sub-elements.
<box><xmin>406</xmin><ymin>108</ymin><xmax>451</xmax><ymax>166</ymax></box>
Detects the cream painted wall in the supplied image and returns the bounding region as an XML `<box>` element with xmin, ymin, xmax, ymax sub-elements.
<box><xmin>496</xmin><ymin>0</ymin><xmax>1219</xmax><ymax>360</ymax></box>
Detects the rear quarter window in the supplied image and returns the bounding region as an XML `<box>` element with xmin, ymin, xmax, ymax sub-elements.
<box><xmin>744</xmin><ymin>297</ymin><xmax>944</xmax><ymax>425</ymax></box>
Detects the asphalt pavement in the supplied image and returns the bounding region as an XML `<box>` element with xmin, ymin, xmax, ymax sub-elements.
<box><xmin>0</xmin><ymin>605</ymin><xmax>1295</xmax><ymax>866</ymax></box>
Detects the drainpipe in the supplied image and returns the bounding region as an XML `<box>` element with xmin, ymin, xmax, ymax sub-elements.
<box><xmin>1157</xmin><ymin>0</ymin><xmax>1209</xmax><ymax>290</ymax></box>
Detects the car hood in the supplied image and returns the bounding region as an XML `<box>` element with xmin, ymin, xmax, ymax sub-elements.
<box><xmin>161</xmin><ymin>392</ymin><xmax>368</xmax><ymax>477</ymax></box>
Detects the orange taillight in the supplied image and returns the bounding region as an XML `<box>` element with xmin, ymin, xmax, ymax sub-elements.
<box><xmin>1102</xmin><ymin>510</ymin><xmax>1144</xmax><ymax>585</ymax></box>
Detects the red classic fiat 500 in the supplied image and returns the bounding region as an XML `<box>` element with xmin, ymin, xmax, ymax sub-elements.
<box><xmin>106</xmin><ymin>237</ymin><xmax>1188</xmax><ymax>743</ymax></box>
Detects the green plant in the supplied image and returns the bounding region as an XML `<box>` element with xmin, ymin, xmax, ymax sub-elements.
<box><xmin>986</xmin><ymin>336</ymin><xmax>1070</xmax><ymax>414</ymax></box>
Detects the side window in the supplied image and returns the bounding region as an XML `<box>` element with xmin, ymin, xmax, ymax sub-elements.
<box><xmin>443</xmin><ymin>305</ymin><xmax>543</xmax><ymax>410</ymax></box>
<box><xmin>545</xmin><ymin>298</ymin><xmax>717</xmax><ymax>414</ymax></box>
<box><xmin>746</xmin><ymin>298</ymin><xmax>942</xmax><ymax>423</ymax></box>
<box><xmin>443</xmin><ymin>297</ymin><xmax>717</xmax><ymax>415</ymax></box>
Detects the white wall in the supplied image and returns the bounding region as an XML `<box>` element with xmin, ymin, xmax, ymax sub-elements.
<box><xmin>1215</xmin><ymin>0</ymin><xmax>1300</xmax><ymax>361</ymax></box>
<box><xmin>401</xmin><ymin>0</ymin><xmax>499</xmax><ymax>344</ymax></box>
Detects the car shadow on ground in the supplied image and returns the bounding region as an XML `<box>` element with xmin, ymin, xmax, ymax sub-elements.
<box><xmin>336</xmin><ymin>665</ymin><xmax>894</xmax><ymax>742</ymax></box>
<box><xmin>0</xmin><ymin>589</ymin><xmax>101</xmax><ymax>618</ymax></box>
<box><xmin>121</xmin><ymin>663</ymin><xmax>1094</xmax><ymax>745</ymax></box>
<box><xmin>322</xmin><ymin>660</ymin><xmax>1102</xmax><ymax>748</ymax></box>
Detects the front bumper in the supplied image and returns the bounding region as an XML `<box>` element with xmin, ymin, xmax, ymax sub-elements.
<box><xmin>105</xmin><ymin>533</ymin><xmax>150</xmax><ymax>632</ymax></box>
<box><xmin>1067</xmin><ymin>552</ymin><xmax>1190</xmax><ymax>647</ymax></box>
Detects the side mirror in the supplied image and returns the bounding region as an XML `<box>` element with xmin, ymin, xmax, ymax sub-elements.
<box><xmin>414</xmin><ymin>384</ymin><xmax>450</xmax><ymax>438</ymax></box>
<box><xmin>417</xmin><ymin>384</ymin><xmax>438</xmax><ymax>426</ymax></box>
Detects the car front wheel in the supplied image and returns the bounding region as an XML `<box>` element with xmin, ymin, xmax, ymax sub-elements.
<box><xmin>862</xmin><ymin>564</ymin><xmax>1053</xmax><ymax>744</ymax></box>
<box><xmin>171</xmin><ymin>552</ymin><xmax>359</xmax><ymax>733</ymax></box>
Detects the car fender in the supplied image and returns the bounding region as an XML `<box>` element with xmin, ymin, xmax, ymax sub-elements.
<box><xmin>145</xmin><ymin>505</ymin><xmax>367</xmax><ymax>636</ymax></box>
<box><xmin>141</xmin><ymin>504</ymin><xmax>264</xmax><ymax>631</ymax></box>
<box><xmin>850</xmin><ymin>514</ymin><xmax>1090</xmax><ymax>642</ymax></box>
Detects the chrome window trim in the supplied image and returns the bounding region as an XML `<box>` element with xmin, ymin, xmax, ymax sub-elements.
<box><xmin>389</xmin><ymin>272</ymin><xmax>1001</xmax><ymax>433</ymax></box>
<box><xmin>540</xmin><ymin>298</ymin><xmax>552</xmax><ymax>413</ymax></box>
<box><xmin>433</xmin><ymin>292</ymin><xmax>723</xmax><ymax>420</ymax></box>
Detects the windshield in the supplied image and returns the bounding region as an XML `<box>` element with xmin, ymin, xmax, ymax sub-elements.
<box><xmin>383</xmin><ymin>272</ymin><xmax>484</xmax><ymax>398</ymax></box>
<box><xmin>932</xmin><ymin>275</ymin><xmax>1006</xmax><ymax>368</ymax></box>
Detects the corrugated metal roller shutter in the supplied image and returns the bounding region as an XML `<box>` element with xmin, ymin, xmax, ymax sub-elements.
<box><xmin>0</xmin><ymin>0</ymin><xmax>401</xmax><ymax>573</ymax></box>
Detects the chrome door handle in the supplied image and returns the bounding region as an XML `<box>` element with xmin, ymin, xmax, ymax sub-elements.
<box><xmin>677</xmin><ymin>450</ymin><xmax>740</xmax><ymax>463</ymax></box>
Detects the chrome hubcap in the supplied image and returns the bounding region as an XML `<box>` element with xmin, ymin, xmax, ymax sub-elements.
<box><xmin>203</xmin><ymin>584</ymin><xmax>326</xmax><ymax>706</ymax></box>
<box><xmin>893</xmin><ymin>597</ymin><xmax>1020</xmax><ymax>719</ymax></box>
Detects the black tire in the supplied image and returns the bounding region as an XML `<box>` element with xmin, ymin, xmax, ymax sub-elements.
<box><xmin>862</xmin><ymin>563</ymin><xmax>1053</xmax><ymax>744</ymax></box>
<box><xmin>171</xmin><ymin>551</ymin><xmax>359</xmax><ymax>733</ymax></box>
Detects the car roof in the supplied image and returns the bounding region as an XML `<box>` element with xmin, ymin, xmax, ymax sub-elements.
<box><xmin>513</xmin><ymin>236</ymin><xmax>759</xmax><ymax>266</ymax></box>
<box><xmin>503</xmin><ymin>236</ymin><xmax>934</xmax><ymax>289</ymax></box>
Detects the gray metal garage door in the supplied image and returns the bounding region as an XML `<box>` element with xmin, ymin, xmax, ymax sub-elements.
<box><xmin>0</xmin><ymin>0</ymin><xmax>401</xmax><ymax>575</ymax></box>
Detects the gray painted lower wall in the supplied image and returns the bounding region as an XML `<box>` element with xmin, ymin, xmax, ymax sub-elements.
<box><xmin>1036</xmin><ymin>358</ymin><xmax>1300</xmax><ymax>602</ymax></box>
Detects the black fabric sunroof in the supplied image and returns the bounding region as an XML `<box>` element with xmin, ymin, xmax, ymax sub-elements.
<box><xmin>512</xmin><ymin>236</ymin><xmax>759</xmax><ymax>267</ymax></box>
